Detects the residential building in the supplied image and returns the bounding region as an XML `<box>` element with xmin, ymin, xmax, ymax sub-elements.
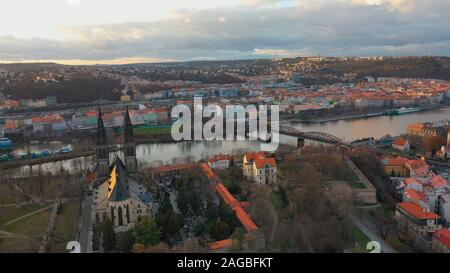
<box><xmin>207</xmin><ymin>155</ymin><xmax>231</xmax><ymax>170</ymax></box>
<box><xmin>395</xmin><ymin>202</ymin><xmax>442</xmax><ymax>244</ymax></box>
<box><xmin>392</xmin><ymin>137</ymin><xmax>410</xmax><ymax>151</ymax></box>
<box><xmin>437</xmin><ymin>193</ymin><xmax>450</xmax><ymax>223</ymax></box>
<box><xmin>243</xmin><ymin>152</ymin><xmax>277</xmax><ymax>185</ymax></box>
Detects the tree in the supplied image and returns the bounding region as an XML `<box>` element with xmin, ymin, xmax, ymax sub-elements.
<box><xmin>117</xmin><ymin>230</ymin><xmax>135</xmax><ymax>253</ymax></box>
<box><xmin>101</xmin><ymin>219</ymin><xmax>116</xmax><ymax>252</ymax></box>
<box><xmin>210</xmin><ymin>221</ymin><xmax>230</xmax><ymax>241</ymax></box>
<box><xmin>177</xmin><ymin>183</ymin><xmax>189</xmax><ymax>215</ymax></box>
<box><xmin>166</xmin><ymin>212</ymin><xmax>184</xmax><ymax>236</ymax></box>
<box><xmin>133</xmin><ymin>217</ymin><xmax>161</xmax><ymax>246</ymax></box>
<box><xmin>206</xmin><ymin>200</ymin><xmax>218</xmax><ymax>221</ymax></box>
<box><xmin>421</xmin><ymin>136</ymin><xmax>446</xmax><ymax>153</ymax></box>
<box><xmin>230</xmin><ymin>227</ymin><xmax>246</xmax><ymax>252</ymax></box>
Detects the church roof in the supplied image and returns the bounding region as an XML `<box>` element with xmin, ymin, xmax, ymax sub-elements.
<box><xmin>105</xmin><ymin>156</ymin><xmax>152</xmax><ymax>204</ymax></box>
<box><xmin>107</xmin><ymin>156</ymin><xmax>130</xmax><ymax>202</ymax></box>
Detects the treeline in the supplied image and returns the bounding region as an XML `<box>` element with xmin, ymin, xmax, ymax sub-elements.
<box><xmin>4</xmin><ymin>74</ymin><xmax>123</xmax><ymax>103</ymax></box>
<box><xmin>323</xmin><ymin>57</ymin><xmax>450</xmax><ymax>80</ymax></box>
<box><xmin>125</xmin><ymin>71</ymin><xmax>245</xmax><ymax>84</ymax></box>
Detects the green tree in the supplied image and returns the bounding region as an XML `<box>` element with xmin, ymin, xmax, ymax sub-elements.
<box><xmin>166</xmin><ymin>212</ymin><xmax>184</xmax><ymax>236</ymax></box>
<box><xmin>133</xmin><ymin>217</ymin><xmax>161</xmax><ymax>246</ymax></box>
<box><xmin>101</xmin><ymin>219</ymin><xmax>116</xmax><ymax>252</ymax></box>
<box><xmin>177</xmin><ymin>183</ymin><xmax>189</xmax><ymax>215</ymax></box>
<box><xmin>210</xmin><ymin>220</ymin><xmax>230</xmax><ymax>241</ymax></box>
<box><xmin>206</xmin><ymin>200</ymin><xmax>218</xmax><ymax>221</ymax></box>
<box><xmin>117</xmin><ymin>230</ymin><xmax>135</xmax><ymax>253</ymax></box>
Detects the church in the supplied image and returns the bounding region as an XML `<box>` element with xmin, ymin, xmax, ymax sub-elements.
<box><xmin>91</xmin><ymin>108</ymin><xmax>155</xmax><ymax>233</ymax></box>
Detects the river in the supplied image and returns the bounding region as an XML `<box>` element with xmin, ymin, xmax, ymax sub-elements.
<box><xmin>6</xmin><ymin>107</ymin><xmax>450</xmax><ymax>176</ymax></box>
<box><xmin>290</xmin><ymin>107</ymin><xmax>450</xmax><ymax>141</ymax></box>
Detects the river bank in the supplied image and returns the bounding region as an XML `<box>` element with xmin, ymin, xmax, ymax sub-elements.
<box><xmin>286</xmin><ymin>103</ymin><xmax>449</xmax><ymax>124</ymax></box>
<box><xmin>0</xmin><ymin>135</ymin><xmax>178</xmax><ymax>170</ymax></box>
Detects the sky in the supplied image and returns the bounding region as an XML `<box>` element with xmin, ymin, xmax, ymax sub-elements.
<box><xmin>0</xmin><ymin>0</ymin><xmax>449</xmax><ymax>64</ymax></box>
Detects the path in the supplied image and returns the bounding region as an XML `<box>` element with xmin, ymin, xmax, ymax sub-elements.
<box><xmin>0</xmin><ymin>205</ymin><xmax>53</xmax><ymax>228</ymax></box>
<box><xmin>351</xmin><ymin>215</ymin><xmax>398</xmax><ymax>253</ymax></box>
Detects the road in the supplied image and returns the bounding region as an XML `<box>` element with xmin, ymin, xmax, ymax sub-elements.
<box><xmin>78</xmin><ymin>192</ymin><xmax>93</xmax><ymax>253</ymax></box>
<box><xmin>352</xmin><ymin>215</ymin><xmax>398</xmax><ymax>253</ymax></box>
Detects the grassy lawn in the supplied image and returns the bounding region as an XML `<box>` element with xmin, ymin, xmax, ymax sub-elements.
<box><xmin>0</xmin><ymin>207</ymin><xmax>52</xmax><ymax>252</ymax></box>
<box><xmin>0</xmin><ymin>185</ymin><xmax>22</xmax><ymax>204</ymax></box>
<box><xmin>347</xmin><ymin>180</ymin><xmax>367</xmax><ymax>189</ymax></box>
<box><xmin>271</xmin><ymin>190</ymin><xmax>288</xmax><ymax>211</ymax></box>
<box><xmin>134</xmin><ymin>126</ymin><xmax>172</xmax><ymax>135</ymax></box>
<box><xmin>217</xmin><ymin>170</ymin><xmax>232</xmax><ymax>188</ymax></box>
<box><xmin>349</xmin><ymin>225</ymin><xmax>370</xmax><ymax>253</ymax></box>
<box><xmin>0</xmin><ymin>205</ymin><xmax>42</xmax><ymax>226</ymax></box>
<box><xmin>49</xmin><ymin>202</ymin><xmax>78</xmax><ymax>253</ymax></box>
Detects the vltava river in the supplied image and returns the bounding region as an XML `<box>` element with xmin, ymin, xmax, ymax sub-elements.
<box><xmin>8</xmin><ymin>107</ymin><xmax>450</xmax><ymax>176</ymax></box>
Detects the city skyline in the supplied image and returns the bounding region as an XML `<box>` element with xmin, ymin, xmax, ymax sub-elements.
<box><xmin>0</xmin><ymin>0</ymin><xmax>449</xmax><ymax>65</ymax></box>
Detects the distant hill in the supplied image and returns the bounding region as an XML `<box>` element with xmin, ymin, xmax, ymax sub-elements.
<box><xmin>4</xmin><ymin>75</ymin><xmax>123</xmax><ymax>103</ymax></box>
<box><xmin>0</xmin><ymin>63</ymin><xmax>64</xmax><ymax>73</ymax></box>
<box><xmin>321</xmin><ymin>56</ymin><xmax>450</xmax><ymax>81</ymax></box>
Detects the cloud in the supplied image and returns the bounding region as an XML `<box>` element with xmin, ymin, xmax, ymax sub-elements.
<box><xmin>0</xmin><ymin>0</ymin><xmax>449</xmax><ymax>63</ymax></box>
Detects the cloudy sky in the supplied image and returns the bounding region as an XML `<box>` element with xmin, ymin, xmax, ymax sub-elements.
<box><xmin>0</xmin><ymin>0</ymin><xmax>449</xmax><ymax>64</ymax></box>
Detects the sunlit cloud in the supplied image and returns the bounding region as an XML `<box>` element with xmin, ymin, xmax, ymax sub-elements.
<box><xmin>0</xmin><ymin>0</ymin><xmax>448</xmax><ymax>63</ymax></box>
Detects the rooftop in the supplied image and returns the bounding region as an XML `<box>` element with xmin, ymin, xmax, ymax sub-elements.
<box><xmin>397</xmin><ymin>202</ymin><xmax>440</xmax><ymax>220</ymax></box>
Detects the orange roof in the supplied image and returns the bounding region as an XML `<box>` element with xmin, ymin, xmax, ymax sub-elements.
<box><xmin>233</xmin><ymin>206</ymin><xmax>258</xmax><ymax>232</ymax></box>
<box><xmin>431</xmin><ymin>175</ymin><xmax>448</xmax><ymax>189</ymax></box>
<box><xmin>200</xmin><ymin>163</ymin><xmax>219</xmax><ymax>180</ymax></box>
<box><xmin>149</xmin><ymin>163</ymin><xmax>191</xmax><ymax>174</ymax></box>
<box><xmin>32</xmin><ymin>114</ymin><xmax>64</xmax><ymax>123</ymax></box>
<box><xmin>407</xmin><ymin>159</ymin><xmax>426</xmax><ymax>169</ymax></box>
<box><xmin>215</xmin><ymin>183</ymin><xmax>239</xmax><ymax>208</ymax></box>
<box><xmin>387</xmin><ymin>157</ymin><xmax>409</xmax><ymax>166</ymax></box>
<box><xmin>404</xmin><ymin>177</ymin><xmax>421</xmax><ymax>186</ymax></box>
<box><xmin>254</xmin><ymin>157</ymin><xmax>276</xmax><ymax>169</ymax></box>
<box><xmin>408</xmin><ymin>123</ymin><xmax>425</xmax><ymax>130</ymax></box>
<box><xmin>433</xmin><ymin>229</ymin><xmax>450</xmax><ymax>248</ymax></box>
<box><xmin>208</xmin><ymin>239</ymin><xmax>233</xmax><ymax>250</ymax></box>
<box><xmin>208</xmin><ymin>155</ymin><xmax>231</xmax><ymax>163</ymax></box>
<box><xmin>393</xmin><ymin>137</ymin><xmax>408</xmax><ymax>146</ymax></box>
<box><xmin>397</xmin><ymin>202</ymin><xmax>440</xmax><ymax>220</ymax></box>
<box><xmin>404</xmin><ymin>189</ymin><xmax>425</xmax><ymax>202</ymax></box>
<box><xmin>244</xmin><ymin>151</ymin><xmax>265</xmax><ymax>162</ymax></box>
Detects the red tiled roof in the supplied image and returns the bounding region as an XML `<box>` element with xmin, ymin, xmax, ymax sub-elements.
<box><xmin>208</xmin><ymin>239</ymin><xmax>233</xmax><ymax>250</ymax></box>
<box><xmin>233</xmin><ymin>206</ymin><xmax>258</xmax><ymax>232</ymax></box>
<box><xmin>200</xmin><ymin>163</ymin><xmax>219</xmax><ymax>180</ymax></box>
<box><xmin>398</xmin><ymin>202</ymin><xmax>440</xmax><ymax>220</ymax></box>
<box><xmin>393</xmin><ymin>137</ymin><xmax>408</xmax><ymax>146</ymax></box>
<box><xmin>244</xmin><ymin>151</ymin><xmax>265</xmax><ymax>162</ymax></box>
<box><xmin>404</xmin><ymin>177</ymin><xmax>421</xmax><ymax>186</ymax></box>
<box><xmin>32</xmin><ymin>114</ymin><xmax>64</xmax><ymax>123</ymax></box>
<box><xmin>433</xmin><ymin>229</ymin><xmax>450</xmax><ymax>249</ymax></box>
<box><xmin>431</xmin><ymin>175</ymin><xmax>448</xmax><ymax>189</ymax></box>
<box><xmin>208</xmin><ymin>155</ymin><xmax>231</xmax><ymax>163</ymax></box>
<box><xmin>408</xmin><ymin>123</ymin><xmax>425</xmax><ymax>130</ymax></box>
<box><xmin>149</xmin><ymin>163</ymin><xmax>191</xmax><ymax>174</ymax></box>
<box><xmin>404</xmin><ymin>189</ymin><xmax>425</xmax><ymax>202</ymax></box>
<box><xmin>387</xmin><ymin>157</ymin><xmax>409</xmax><ymax>166</ymax></box>
<box><xmin>215</xmin><ymin>183</ymin><xmax>239</xmax><ymax>208</ymax></box>
<box><xmin>254</xmin><ymin>157</ymin><xmax>276</xmax><ymax>169</ymax></box>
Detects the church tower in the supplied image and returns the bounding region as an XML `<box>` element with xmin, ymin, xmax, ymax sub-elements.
<box><xmin>95</xmin><ymin>107</ymin><xmax>110</xmax><ymax>180</ymax></box>
<box><xmin>124</xmin><ymin>107</ymin><xmax>138</xmax><ymax>174</ymax></box>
